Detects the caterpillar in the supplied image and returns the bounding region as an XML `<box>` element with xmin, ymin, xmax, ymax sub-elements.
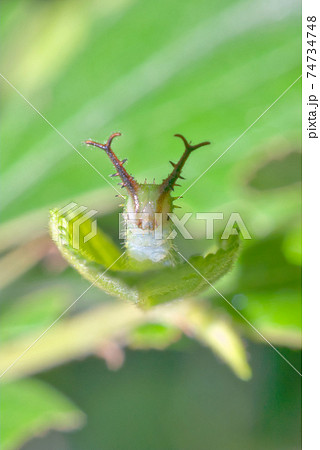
<box><xmin>85</xmin><ymin>133</ymin><xmax>210</xmax><ymax>266</ymax></box>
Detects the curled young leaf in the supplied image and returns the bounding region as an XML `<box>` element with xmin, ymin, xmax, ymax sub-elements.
<box><xmin>49</xmin><ymin>209</ymin><xmax>240</xmax><ymax>306</ymax></box>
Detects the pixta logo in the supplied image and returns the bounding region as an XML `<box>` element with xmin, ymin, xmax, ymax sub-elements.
<box><xmin>119</xmin><ymin>211</ymin><xmax>251</xmax><ymax>241</ymax></box>
<box><xmin>57</xmin><ymin>202</ymin><xmax>98</xmax><ymax>249</ymax></box>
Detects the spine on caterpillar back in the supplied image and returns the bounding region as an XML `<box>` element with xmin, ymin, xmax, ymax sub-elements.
<box><xmin>86</xmin><ymin>133</ymin><xmax>210</xmax><ymax>266</ymax></box>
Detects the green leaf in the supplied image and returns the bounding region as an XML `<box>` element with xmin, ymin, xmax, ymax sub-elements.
<box><xmin>246</xmin><ymin>149</ymin><xmax>301</xmax><ymax>191</ymax></box>
<box><xmin>0</xmin><ymin>303</ymin><xmax>142</xmax><ymax>381</ymax></box>
<box><xmin>1</xmin><ymin>0</ymin><xmax>301</xmax><ymax>233</ymax></box>
<box><xmin>180</xmin><ymin>302</ymin><xmax>252</xmax><ymax>380</ymax></box>
<box><xmin>49</xmin><ymin>207</ymin><xmax>122</xmax><ymax>267</ymax></box>
<box><xmin>128</xmin><ymin>323</ymin><xmax>181</xmax><ymax>350</ymax></box>
<box><xmin>49</xmin><ymin>209</ymin><xmax>240</xmax><ymax>306</ymax></box>
<box><xmin>49</xmin><ymin>208</ymin><xmax>140</xmax><ymax>303</ymax></box>
<box><xmin>0</xmin><ymin>288</ymin><xmax>70</xmax><ymax>342</ymax></box>
<box><xmin>1</xmin><ymin>378</ymin><xmax>85</xmax><ymax>450</ymax></box>
<box><xmin>231</xmin><ymin>290</ymin><xmax>301</xmax><ymax>348</ymax></box>
<box><xmin>218</xmin><ymin>232</ymin><xmax>302</xmax><ymax>348</ymax></box>
<box><xmin>133</xmin><ymin>234</ymin><xmax>240</xmax><ymax>305</ymax></box>
<box><xmin>0</xmin><ymin>300</ymin><xmax>250</xmax><ymax>382</ymax></box>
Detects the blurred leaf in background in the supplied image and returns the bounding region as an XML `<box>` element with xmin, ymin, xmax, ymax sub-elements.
<box><xmin>2</xmin><ymin>378</ymin><xmax>85</xmax><ymax>450</ymax></box>
<box><xmin>0</xmin><ymin>0</ymin><xmax>301</xmax><ymax>448</ymax></box>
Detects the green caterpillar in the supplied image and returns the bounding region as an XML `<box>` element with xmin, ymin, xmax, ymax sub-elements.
<box><xmin>85</xmin><ymin>133</ymin><xmax>210</xmax><ymax>266</ymax></box>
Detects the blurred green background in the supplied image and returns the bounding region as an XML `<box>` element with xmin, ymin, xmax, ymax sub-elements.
<box><xmin>1</xmin><ymin>0</ymin><xmax>301</xmax><ymax>449</ymax></box>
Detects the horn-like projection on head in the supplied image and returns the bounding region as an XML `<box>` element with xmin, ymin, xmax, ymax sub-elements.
<box><xmin>160</xmin><ymin>134</ymin><xmax>210</xmax><ymax>193</ymax></box>
<box><xmin>85</xmin><ymin>133</ymin><xmax>139</xmax><ymax>210</ymax></box>
<box><xmin>157</xmin><ymin>134</ymin><xmax>210</xmax><ymax>208</ymax></box>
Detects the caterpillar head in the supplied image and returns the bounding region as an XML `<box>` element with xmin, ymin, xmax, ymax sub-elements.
<box><xmin>85</xmin><ymin>133</ymin><xmax>210</xmax><ymax>265</ymax></box>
